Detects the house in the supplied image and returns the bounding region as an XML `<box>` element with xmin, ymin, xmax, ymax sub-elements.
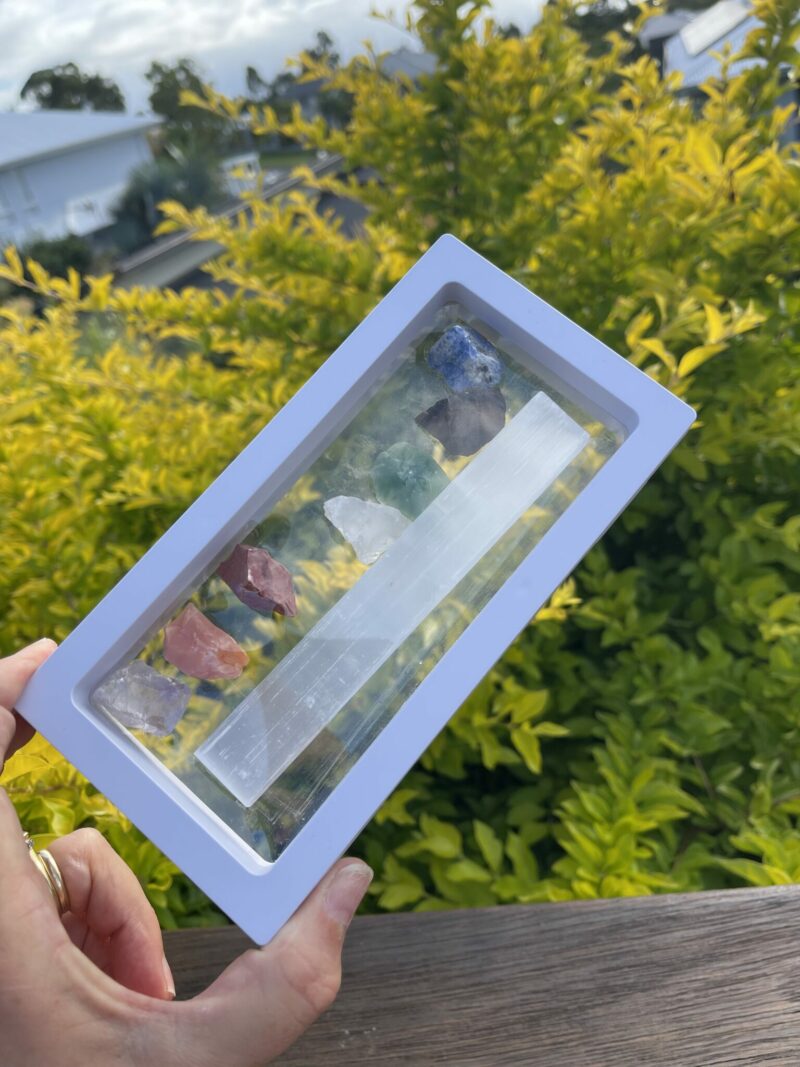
<box><xmin>280</xmin><ymin>48</ymin><xmax>438</xmax><ymax>121</ymax></box>
<box><xmin>280</xmin><ymin>78</ymin><xmax>327</xmax><ymax>121</ymax></box>
<box><xmin>380</xmin><ymin>48</ymin><xmax>437</xmax><ymax>81</ymax></box>
<box><xmin>661</xmin><ymin>0</ymin><xmax>766</xmax><ymax>88</ymax></box>
<box><xmin>644</xmin><ymin>0</ymin><xmax>799</xmax><ymax>141</ymax></box>
<box><xmin>639</xmin><ymin>8</ymin><xmax>694</xmax><ymax>68</ymax></box>
<box><xmin>0</xmin><ymin>110</ymin><xmax>160</xmax><ymax>247</ymax></box>
<box><xmin>220</xmin><ymin>152</ymin><xmax>265</xmax><ymax>198</ymax></box>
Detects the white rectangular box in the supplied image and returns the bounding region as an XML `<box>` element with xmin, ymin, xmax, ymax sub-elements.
<box><xmin>17</xmin><ymin>236</ymin><xmax>694</xmax><ymax>943</ymax></box>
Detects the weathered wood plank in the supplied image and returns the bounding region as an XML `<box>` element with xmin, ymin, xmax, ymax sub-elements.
<box><xmin>164</xmin><ymin>886</ymin><xmax>800</xmax><ymax>1065</ymax></box>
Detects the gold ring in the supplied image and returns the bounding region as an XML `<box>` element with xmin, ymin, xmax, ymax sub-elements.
<box><xmin>24</xmin><ymin>832</ymin><xmax>71</xmax><ymax>917</ymax></box>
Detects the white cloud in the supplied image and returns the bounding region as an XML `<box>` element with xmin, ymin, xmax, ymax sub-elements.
<box><xmin>0</xmin><ymin>0</ymin><xmax>542</xmax><ymax>112</ymax></box>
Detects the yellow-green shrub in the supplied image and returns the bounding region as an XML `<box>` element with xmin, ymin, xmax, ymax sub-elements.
<box><xmin>1</xmin><ymin>0</ymin><xmax>798</xmax><ymax>923</ymax></box>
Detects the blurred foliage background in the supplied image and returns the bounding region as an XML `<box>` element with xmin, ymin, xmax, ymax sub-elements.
<box><xmin>1</xmin><ymin>0</ymin><xmax>799</xmax><ymax>927</ymax></box>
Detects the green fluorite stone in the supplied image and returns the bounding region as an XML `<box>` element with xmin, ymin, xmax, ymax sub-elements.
<box><xmin>372</xmin><ymin>442</ymin><xmax>449</xmax><ymax>518</ymax></box>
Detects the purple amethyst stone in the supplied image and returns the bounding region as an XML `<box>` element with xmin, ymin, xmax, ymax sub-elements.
<box><xmin>92</xmin><ymin>660</ymin><xmax>190</xmax><ymax>736</ymax></box>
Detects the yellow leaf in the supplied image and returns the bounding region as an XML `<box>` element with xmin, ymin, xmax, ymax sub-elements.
<box><xmin>640</xmin><ymin>337</ymin><xmax>676</xmax><ymax>373</ymax></box>
<box><xmin>26</xmin><ymin>260</ymin><xmax>51</xmax><ymax>292</ymax></box>
<box><xmin>704</xmin><ymin>303</ymin><xmax>726</xmax><ymax>344</ymax></box>
<box><xmin>687</xmin><ymin>130</ymin><xmax>722</xmax><ymax>177</ymax></box>
<box><xmin>677</xmin><ymin>342</ymin><xmax>727</xmax><ymax>378</ymax></box>
<box><xmin>625</xmin><ymin>309</ymin><xmax>654</xmax><ymax>351</ymax></box>
<box><xmin>4</xmin><ymin>246</ymin><xmax>24</xmax><ymax>282</ymax></box>
<box><xmin>179</xmin><ymin>89</ymin><xmax>213</xmax><ymax>111</ymax></box>
<box><xmin>671</xmin><ymin>172</ymin><xmax>709</xmax><ymax>201</ymax></box>
<box><xmin>731</xmin><ymin>303</ymin><xmax>766</xmax><ymax>335</ymax></box>
<box><xmin>529</xmin><ymin>85</ymin><xmax>545</xmax><ymax>110</ymax></box>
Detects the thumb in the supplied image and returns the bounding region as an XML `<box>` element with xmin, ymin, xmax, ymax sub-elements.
<box><xmin>0</xmin><ymin>638</ymin><xmax>57</xmax><ymax>765</ymax></box>
<box><xmin>0</xmin><ymin>639</ymin><xmax>62</xmax><ymax>937</ymax></box>
<box><xmin>177</xmin><ymin>859</ymin><xmax>372</xmax><ymax>1066</ymax></box>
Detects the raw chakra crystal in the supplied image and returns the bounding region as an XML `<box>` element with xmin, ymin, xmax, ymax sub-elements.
<box><xmin>164</xmin><ymin>603</ymin><xmax>249</xmax><ymax>680</ymax></box>
<box><xmin>323</xmin><ymin>495</ymin><xmax>410</xmax><ymax>564</ymax></box>
<box><xmin>427</xmin><ymin>324</ymin><xmax>503</xmax><ymax>393</ymax></box>
<box><xmin>372</xmin><ymin>442</ymin><xmax>449</xmax><ymax>518</ymax></box>
<box><xmin>217</xmin><ymin>543</ymin><xmax>297</xmax><ymax>617</ymax></box>
<box><xmin>92</xmin><ymin>660</ymin><xmax>190</xmax><ymax>736</ymax></box>
<box><xmin>330</xmin><ymin>433</ymin><xmax>380</xmax><ymax>498</ymax></box>
<box><xmin>416</xmin><ymin>387</ymin><xmax>507</xmax><ymax>457</ymax></box>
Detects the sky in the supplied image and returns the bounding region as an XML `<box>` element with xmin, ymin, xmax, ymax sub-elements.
<box><xmin>0</xmin><ymin>0</ymin><xmax>543</xmax><ymax>112</ymax></box>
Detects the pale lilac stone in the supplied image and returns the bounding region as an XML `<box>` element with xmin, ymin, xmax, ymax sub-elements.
<box><xmin>93</xmin><ymin>660</ymin><xmax>190</xmax><ymax>736</ymax></box>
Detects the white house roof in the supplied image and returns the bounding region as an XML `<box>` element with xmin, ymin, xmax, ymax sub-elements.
<box><xmin>0</xmin><ymin>110</ymin><xmax>161</xmax><ymax>172</ymax></box>
<box><xmin>381</xmin><ymin>48</ymin><xmax>437</xmax><ymax>80</ymax></box>
<box><xmin>679</xmin><ymin>0</ymin><xmax>751</xmax><ymax>54</ymax></box>
<box><xmin>638</xmin><ymin>8</ymin><xmax>694</xmax><ymax>46</ymax></box>
<box><xmin>663</xmin><ymin>3</ymin><xmax>764</xmax><ymax>88</ymax></box>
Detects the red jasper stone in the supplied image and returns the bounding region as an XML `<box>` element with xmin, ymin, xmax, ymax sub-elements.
<box><xmin>217</xmin><ymin>544</ymin><xmax>297</xmax><ymax>617</ymax></box>
<box><xmin>164</xmin><ymin>603</ymin><xmax>248</xmax><ymax>680</ymax></box>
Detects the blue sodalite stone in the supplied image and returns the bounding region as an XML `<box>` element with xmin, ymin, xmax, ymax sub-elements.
<box><xmin>427</xmin><ymin>324</ymin><xmax>503</xmax><ymax>393</ymax></box>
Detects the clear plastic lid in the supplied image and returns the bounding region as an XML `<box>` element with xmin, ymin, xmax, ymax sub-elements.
<box><xmin>90</xmin><ymin>301</ymin><xmax>625</xmax><ymax>861</ymax></box>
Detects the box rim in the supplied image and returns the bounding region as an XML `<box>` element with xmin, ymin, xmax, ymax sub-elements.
<box><xmin>16</xmin><ymin>234</ymin><xmax>695</xmax><ymax>942</ymax></box>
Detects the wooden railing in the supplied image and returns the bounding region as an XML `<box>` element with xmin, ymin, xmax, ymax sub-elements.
<box><xmin>164</xmin><ymin>885</ymin><xmax>800</xmax><ymax>1065</ymax></box>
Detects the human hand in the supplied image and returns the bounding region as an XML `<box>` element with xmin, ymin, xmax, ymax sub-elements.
<box><xmin>1</xmin><ymin>640</ymin><xmax>372</xmax><ymax>1067</ymax></box>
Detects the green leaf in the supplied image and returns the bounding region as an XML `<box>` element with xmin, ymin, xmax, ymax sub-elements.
<box><xmin>508</xmin><ymin>688</ymin><xmax>549</xmax><ymax>724</ymax></box>
<box><xmin>473</xmin><ymin>820</ymin><xmax>504</xmax><ymax>872</ymax></box>
<box><xmin>533</xmin><ymin>721</ymin><xmax>570</xmax><ymax>739</ymax></box>
<box><xmin>379</xmin><ymin>882</ymin><xmax>426</xmax><ymax>909</ymax></box>
<box><xmin>506</xmin><ymin>832</ymin><xmax>539</xmax><ymax>887</ymax></box>
<box><xmin>511</xmin><ymin>727</ymin><xmax>542</xmax><ymax>774</ymax></box>
<box><xmin>418</xmin><ymin>814</ymin><xmax>462</xmax><ymax>858</ymax></box>
<box><xmin>447</xmin><ymin>858</ymin><xmax>493</xmax><ymax>883</ymax></box>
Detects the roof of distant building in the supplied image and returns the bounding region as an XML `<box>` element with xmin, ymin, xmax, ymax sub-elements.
<box><xmin>662</xmin><ymin>1</ymin><xmax>764</xmax><ymax>88</ymax></box>
<box><xmin>380</xmin><ymin>48</ymin><xmax>437</xmax><ymax>80</ymax></box>
<box><xmin>280</xmin><ymin>77</ymin><xmax>326</xmax><ymax>103</ymax></box>
<box><xmin>679</xmin><ymin>0</ymin><xmax>751</xmax><ymax>54</ymax></box>
<box><xmin>0</xmin><ymin>110</ymin><xmax>161</xmax><ymax>172</ymax></box>
<box><xmin>638</xmin><ymin>8</ymin><xmax>694</xmax><ymax>46</ymax></box>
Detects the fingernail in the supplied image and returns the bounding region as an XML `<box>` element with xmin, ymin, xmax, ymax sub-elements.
<box><xmin>162</xmin><ymin>954</ymin><xmax>176</xmax><ymax>1000</ymax></box>
<box><xmin>324</xmin><ymin>862</ymin><xmax>373</xmax><ymax>928</ymax></box>
<box><xmin>26</xmin><ymin>639</ymin><xmax>57</xmax><ymax>655</ymax></box>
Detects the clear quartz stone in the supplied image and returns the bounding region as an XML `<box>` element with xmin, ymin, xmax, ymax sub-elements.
<box><xmin>92</xmin><ymin>660</ymin><xmax>190</xmax><ymax>736</ymax></box>
<box><xmin>323</xmin><ymin>495</ymin><xmax>410</xmax><ymax>564</ymax></box>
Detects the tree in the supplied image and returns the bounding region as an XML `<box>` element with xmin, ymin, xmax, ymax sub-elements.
<box><xmin>111</xmin><ymin>155</ymin><xmax>226</xmax><ymax>254</ymax></box>
<box><xmin>20</xmin><ymin>62</ymin><xmax>125</xmax><ymax>111</ymax></box>
<box><xmin>1</xmin><ymin>0</ymin><xmax>798</xmax><ymax>925</ymax></box>
<box><xmin>306</xmin><ymin>29</ymin><xmax>340</xmax><ymax>67</ymax></box>
<box><xmin>245</xmin><ymin>64</ymin><xmax>270</xmax><ymax>103</ymax></box>
<box><xmin>146</xmin><ymin>58</ymin><xmax>232</xmax><ymax>153</ymax></box>
<box><xmin>0</xmin><ymin>235</ymin><xmax>93</xmax><ymax>307</ymax></box>
<box><xmin>248</xmin><ymin>31</ymin><xmax>353</xmax><ymax>134</ymax></box>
